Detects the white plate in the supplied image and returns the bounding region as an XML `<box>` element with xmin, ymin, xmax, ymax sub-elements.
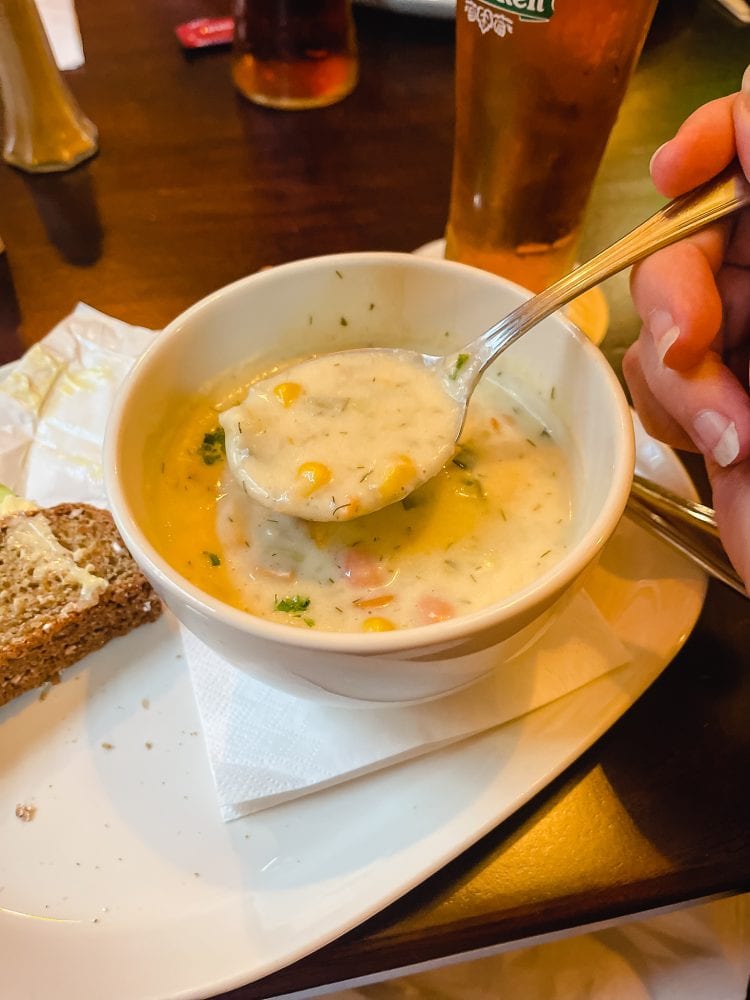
<box><xmin>0</xmin><ymin>416</ymin><xmax>705</xmax><ymax>1000</ymax></box>
<box><xmin>356</xmin><ymin>0</ymin><xmax>456</xmax><ymax>19</ymax></box>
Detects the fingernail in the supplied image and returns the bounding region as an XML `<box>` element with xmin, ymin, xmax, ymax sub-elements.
<box><xmin>649</xmin><ymin>141</ymin><xmax>669</xmax><ymax>175</ymax></box>
<box><xmin>742</xmin><ymin>64</ymin><xmax>750</xmax><ymax>112</ymax></box>
<box><xmin>648</xmin><ymin>308</ymin><xmax>680</xmax><ymax>364</ymax></box>
<box><xmin>693</xmin><ymin>410</ymin><xmax>740</xmax><ymax>467</ymax></box>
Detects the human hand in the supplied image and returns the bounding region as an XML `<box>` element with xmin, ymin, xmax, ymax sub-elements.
<box><xmin>623</xmin><ymin>68</ymin><xmax>750</xmax><ymax>587</ymax></box>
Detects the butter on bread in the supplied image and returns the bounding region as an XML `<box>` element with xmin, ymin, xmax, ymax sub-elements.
<box><xmin>0</xmin><ymin>502</ymin><xmax>161</xmax><ymax>708</ymax></box>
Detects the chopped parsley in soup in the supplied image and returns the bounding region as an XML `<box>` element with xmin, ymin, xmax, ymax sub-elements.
<box><xmin>148</xmin><ymin>363</ymin><xmax>573</xmax><ymax>633</ymax></box>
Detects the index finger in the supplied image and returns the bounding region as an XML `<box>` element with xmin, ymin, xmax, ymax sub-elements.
<box><xmin>650</xmin><ymin>94</ymin><xmax>738</xmax><ymax>198</ymax></box>
<box><xmin>630</xmin><ymin>224</ymin><xmax>727</xmax><ymax>370</ymax></box>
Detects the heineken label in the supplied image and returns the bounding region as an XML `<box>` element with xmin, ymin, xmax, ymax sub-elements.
<box><xmin>464</xmin><ymin>0</ymin><xmax>555</xmax><ymax>37</ymax></box>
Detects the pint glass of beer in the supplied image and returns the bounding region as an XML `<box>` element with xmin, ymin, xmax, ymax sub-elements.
<box><xmin>232</xmin><ymin>0</ymin><xmax>358</xmax><ymax>110</ymax></box>
<box><xmin>445</xmin><ymin>0</ymin><xmax>657</xmax><ymax>292</ymax></box>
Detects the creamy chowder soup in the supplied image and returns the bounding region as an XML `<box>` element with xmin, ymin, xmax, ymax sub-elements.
<box><xmin>220</xmin><ymin>350</ymin><xmax>463</xmax><ymax>522</ymax></box>
<box><xmin>148</xmin><ymin>365</ymin><xmax>573</xmax><ymax>633</ymax></box>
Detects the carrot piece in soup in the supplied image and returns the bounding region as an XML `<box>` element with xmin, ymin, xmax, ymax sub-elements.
<box><xmin>353</xmin><ymin>593</ymin><xmax>394</xmax><ymax>609</ymax></box>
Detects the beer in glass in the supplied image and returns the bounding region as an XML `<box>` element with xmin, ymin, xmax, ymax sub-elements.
<box><xmin>232</xmin><ymin>0</ymin><xmax>358</xmax><ymax>110</ymax></box>
<box><xmin>445</xmin><ymin>0</ymin><xmax>657</xmax><ymax>291</ymax></box>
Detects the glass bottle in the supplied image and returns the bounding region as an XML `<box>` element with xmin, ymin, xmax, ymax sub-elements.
<box><xmin>0</xmin><ymin>0</ymin><xmax>98</xmax><ymax>172</ymax></box>
<box><xmin>232</xmin><ymin>0</ymin><xmax>358</xmax><ymax>110</ymax></box>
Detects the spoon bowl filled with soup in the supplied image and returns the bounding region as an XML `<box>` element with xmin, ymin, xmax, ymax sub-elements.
<box><xmin>105</xmin><ymin>253</ymin><xmax>634</xmax><ymax>704</ymax></box>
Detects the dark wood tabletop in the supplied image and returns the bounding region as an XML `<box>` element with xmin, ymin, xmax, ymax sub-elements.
<box><xmin>1</xmin><ymin>1</ymin><xmax>748</xmax><ymax>997</ymax></box>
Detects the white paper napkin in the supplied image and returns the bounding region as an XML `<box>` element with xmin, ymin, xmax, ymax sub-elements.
<box><xmin>0</xmin><ymin>306</ymin><xmax>631</xmax><ymax>822</ymax></box>
<box><xmin>184</xmin><ymin>599</ymin><xmax>629</xmax><ymax>820</ymax></box>
<box><xmin>0</xmin><ymin>303</ymin><xmax>155</xmax><ymax>502</ymax></box>
<box><xmin>35</xmin><ymin>0</ymin><xmax>85</xmax><ymax>71</ymax></box>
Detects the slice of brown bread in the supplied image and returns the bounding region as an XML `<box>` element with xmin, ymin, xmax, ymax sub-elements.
<box><xmin>0</xmin><ymin>502</ymin><xmax>161</xmax><ymax>708</ymax></box>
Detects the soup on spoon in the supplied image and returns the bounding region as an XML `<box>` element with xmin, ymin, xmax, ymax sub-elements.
<box><xmin>222</xmin><ymin>163</ymin><xmax>748</xmax><ymax>522</ymax></box>
<box><xmin>220</xmin><ymin>348</ymin><xmax>466</xmax><ymax>522</ymax></box>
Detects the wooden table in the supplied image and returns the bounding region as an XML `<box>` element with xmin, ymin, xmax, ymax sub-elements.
<box><xmin>0</xmin><ymin>1</ymin><xmax>748</xmax><ymax>996</ymax></box>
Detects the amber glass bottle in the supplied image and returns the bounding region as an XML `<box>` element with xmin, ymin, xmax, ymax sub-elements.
<box><xmin>232</xmin><ymin>0</ymin><xmax>358</xmax><ymax>110</ymax></box>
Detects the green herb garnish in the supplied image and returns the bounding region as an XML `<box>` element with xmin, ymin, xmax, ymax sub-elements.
<box><xmin>275</xmin><ymin>595</ymin><xmax>311</xmax><ymax>614</ymax></box>
<box><xmin>203</xmin><ymin>551</ymin><xmax>221</xmax><ymax>566</ymax></box>
<box><xmin>450</xmin><ymin>353</ymin><xmax>470</xmax><ymax>380</ymax></box>
<box><xmin>197</xmin><ymin>427</ymin><xmax>226</xmax><ymax>465</ymax></box>
<box><xmin>401</xmin><ymin>490</ymin><xmax>424</xmax><ymax>510</ymax></box>
<box><xmin>452</xmin><ymin>444</ymin><xmax>477</xmax><ymax>470</ymax></box>
<box><xmin>457</xmin><ymin>476</ymin><xmax>486</xmax><ymax>500</ymax></box>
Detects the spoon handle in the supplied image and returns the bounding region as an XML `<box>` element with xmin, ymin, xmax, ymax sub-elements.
<box><xmin>631</xmin><ymin>473</ymin><xmax>720</xmax><ymax>539</ymax></box>
<box><xmin>625</xmin><ymin>488</ymin><xmax>748</xmax><ymax>597</ymax></box>
<box><xmin>464</xmin><ymin>162</ymin><xmax>750</xmax><ymax>382</ymax></box>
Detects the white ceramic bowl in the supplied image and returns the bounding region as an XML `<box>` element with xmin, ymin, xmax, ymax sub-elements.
<box><xmin>104</xmin><ymin>252</ymin><xmax>634</xmax><ymax>705</ymax></box>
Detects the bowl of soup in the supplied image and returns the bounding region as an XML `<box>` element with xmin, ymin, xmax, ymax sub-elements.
<box><xmin>104</xmin><ymin>252</ymin><xmax>634</xmax><ymax>704</ymax></box>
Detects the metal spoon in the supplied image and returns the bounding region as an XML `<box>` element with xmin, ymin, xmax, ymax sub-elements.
<box><xmin>225</xmin><ymin>164</ymin><xmax>750</xmax><ymax>522</ymax></box>
<box><xmin>443</xmin><ymin>162</ymin><xmax>750</xmax><ymax>398</ymax></box>
<box><xmin>627</xmin><ymin>474</ymin><xmax>746</xmax><ymax>597</ymax></box>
